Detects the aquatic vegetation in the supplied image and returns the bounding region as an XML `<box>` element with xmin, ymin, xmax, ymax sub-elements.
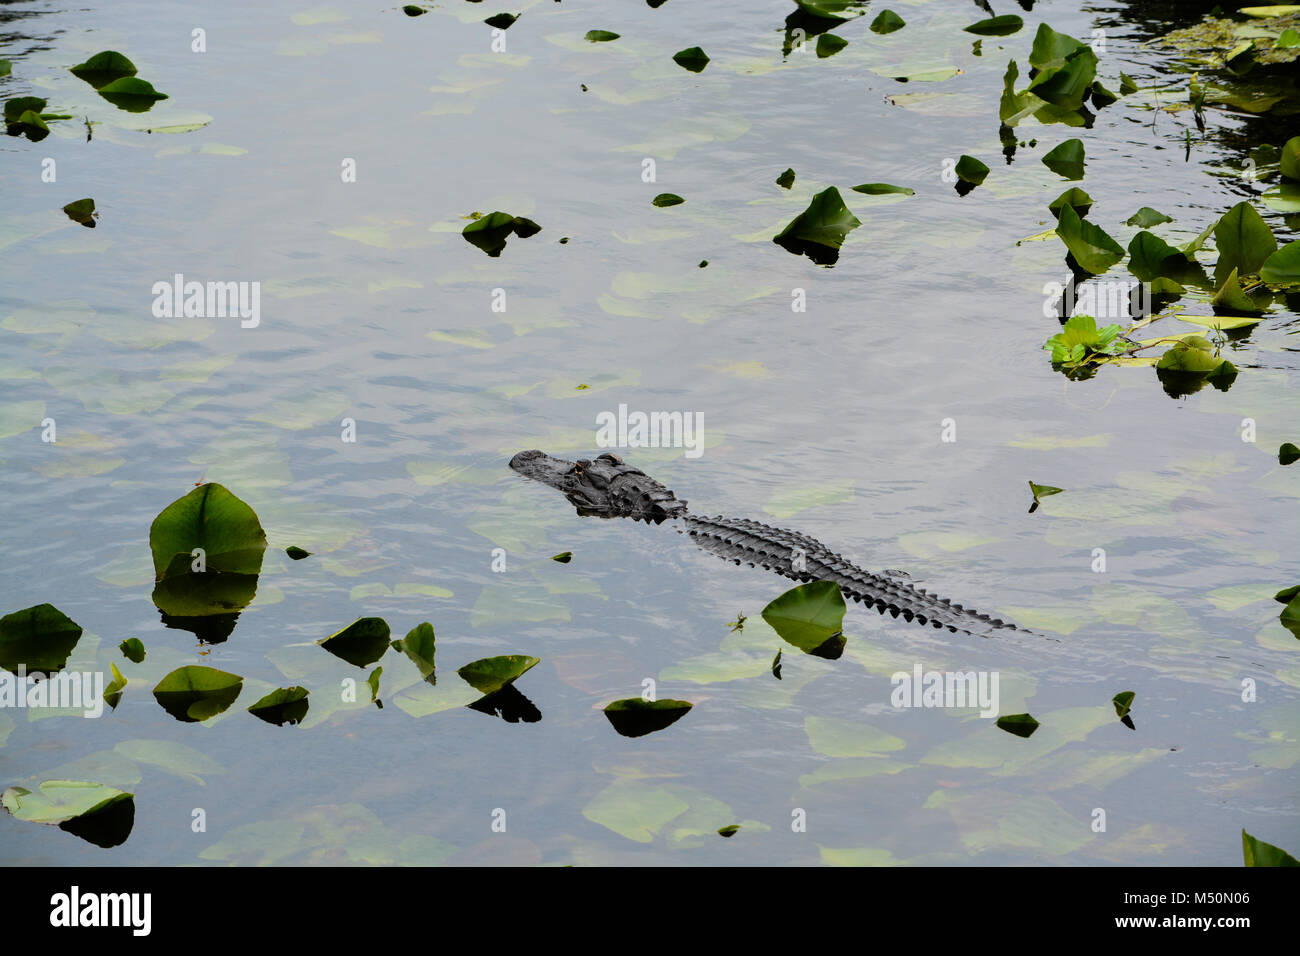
<box><xmin>869</xmin><ymin>10</ymin><xmax>905</xmax><ymax>34</ymax></box>
<box><xmin>772</xmin><ymin>186</ymin><xmax>861</xmax><ymax>264</ymax></box>
<box><xmin>651</xmin><ymin>193</ymin><xmax>684</xmax><ymax>207</ymax></box>
<box><xmin>61</xmin><ymin>198</ymin><xmax>97</xmax><ymax>227</ymax></box>
<box><xmin>118</xmin><ymin>637</ymin><xmax>145</xmax><ymax>663</ymax></box>
<box><xmin>1242</xmin><ymin>829</ymin><xmax>1298</xmax><ymax>866</ymax></box>
<box><xmin>996</xmin><ymin>713</ymin><xmax>1040</xmax><ymax>738</ymax></box>
<box><xmin>461</xmin><ymin>211</ymin><xmax>542</xmax><ymax>256</ymax></box>
<box><xmin>247</xmin><ymin>686</ymin><xmax>310</xmax><ymax>726</ymax></box>
<box><xmin>672</xmin><ymin>46</ymin><xmax>709</xmax><ymax>72</ymax></box>
<box><xmin>318</xmin><ymin>617</ymin><xmax>391</xmax><ymax>667</ymax></box>
<box><xmin>152</xmin><ymin>665</ymin><xmax>244</xmax><ymax>722</ymax></box>
<box><xmin>457</xmin><ymin>654</ymin><xmax>538</xmax><ymax>695</ymax></box>
<box><xmin>603</xmin><ymin>698</ymin><xmax>693</xmax><ymax>737</ymax></box>
<box><xmin>761</xmin><ymin>580</ymin><xmax>846</xmax><ymax>658</ymax></box>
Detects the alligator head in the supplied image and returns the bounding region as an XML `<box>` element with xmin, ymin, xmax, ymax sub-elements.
<box><xmin>508</xmin><ymin>450</ymin><xmax>688</xmax><ymax>522</ymax></box>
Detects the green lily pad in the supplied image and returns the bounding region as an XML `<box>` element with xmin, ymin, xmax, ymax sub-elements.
<box><xmin>672</xmin><ymin>46</ymin><xmax>709</xmax><ymax>72</ymax></box>
<box><xmin>1156</xmin><ymin>336</ymin><xmax>1226</xmax><ymax>373</ymax></box>
<box><xmin>1056</xmin><ymin>204</ymin><xmax>1123</xmax><ymax>274</ymax></box>
<box><xmin>286</xmin><ymin>546</ymin><xmax>311</xmax><ymax>560</ymax></box>
<box><xmin>1213</xmin><ymin>201</ymin><xmax>1277</xmax><ymax>287</ymax></box>
<box><xmin>550</xmin><ymin>551</ymin><xmax>573</xmax><ymax>563</ymax></box>
<box><xmin>1042</xmin><ymin>138</ymin><xmax>1086</xmax><ymax>180</ymax></box>
<box><xmin>3</xmin><ymin>96</ymin><xmax>45</xmax><ymax>125</ymax></box>
<box><xmin>1261</xmin><ymin>240</ymin><xmax>1300</xmax><ymax>286</ymax></box>
<box><xmin>1262</xmin><ymin>183</ymin><xmax>1300</xmax><ymax>214</ymax></box>
<box><xmin>869</xmin><ymin>10</ymin><xmax>905</xmax><ymax>33</ymax></box>
<box><xmin>1028</xmin><ymin>23</ymin><xmax>1086</xmax><ymax>72</ymax></box>
<box><xmin>1048</xmin><ymin>187</ymin><xmax>1092</xmax><ymax>220</ymax></box>
<box><xmin>62</xmin><ymin>198</ymin><xmax>97</xmax><ymax>228</ymax></box>
<box><xmin>816</xmin><ymin>33</ymin><xmax>849</xmax><ymax>57</ymax></box>
<box><xmin>603</xmin><ymin>698</ymin><xmax>693</xmax><ymax>737</ymax></box>
<box><xmin>652</xmin><ymin>193</ymin><xmax>685</xmax><ymax>207</ymax></box>
<box><xmin>1126</xmin><ymin>207</ymin><xmax>1173</xmax><ymax>227</ymax></box>
<box><xmin>851</xmin><ymin>182</ymin><xmax>914</xmax><ymax>196</ymax></box>
<box><xmin>996</xmin><ymin>713</ymin><xmax>1040</xmax><ymax>738</ymax></box>
<box><xmin>717</xmin><ymin>824</ymin><xmax>741</xmax><ymax>837</ymax></box>
<box><xmin>104</xmin><ymin>662</ymin><xmax>127</xmax><ymax>710</ymax></box>
<box><xmin>118</xmin><ymin>637</ymin><xmax>145</xmax><ymax>663</ymax></box>
<box><xmin>1280</xmin><ymin>443</ymin><xmax>1299</xmax><ymax>466</ymax></box>
<box><xmin>457</xmin><ymin>654</ymin><xmax>539</xmax><ymax>695</ymax></box>
<box><xmin>1028</xmin><ymin>481</ymin><xmax>1064</xmax><ymax>502</ymax></box>
<box><xmin>585</xmin><ymin>30</ymin><xmax>620</xmax><ymax>42</ymax></box>
<box><xmin>761</xmin><ymin>580</ymin><xmax>846</xmax><ymax>654</ymax></box>
<box><xmin>776</xmin><ymin>168</ymin><xmax>796</xmax><ymax>189</ymax></box>
<box><xmin>795</xmin><ymin>0</ymin><xmax>865</xmax><ymax>20</ymax></box>
<box><xmin>393</xmin><ymin>621</ymin><xmax>436</xmax><ymax>681</ymax></box>
<box><xmin>152</xmin><ymin>665</ymin><xmax>243</xmax><ymax>722</ymax></box>
<box><xmin>367</xmin><ymin>666</ymin><xmax>382</xmax><ymax>704</ymax></box>
<box><xmin>0</xmin><ymin>60</ymin><xmax>9</xmax><ymax>78</ymax></box>
<box><xmin>69</xmin><ymin>51</ymin><xmax>137</xmax><ymax>89</ymax></box>
<box><xmin>1028</xmin><ymin>47</ymin><xmax>1097</xmax><ymax>110</ymax></box>
<box><xmin>247</xmin><ymin>686</ymin><xmax>310</xmax><ymax>726</ymax></box>
<box><xmin>773</xmin><ymin>186</ymin><xmax>861</xmax><ymax>264</ymax></box>
<box><xmin>1242</xmin><ymin>829</ymin><xmax>1299</xmax><ymax>866</ymax></box>
<box><xmin>1112</xmin><ymin>690</ymin><xmax>1136</xmax><ymax>719</ymax></box>
<box><xmin>318</xmin><ymin>617</ymin><xmax>391</xmax><ymax>667</ymax></box>
<box><xmin>1128</xmin><ymin>230</ymin><xmax>1198</xmax><ymax>283</ymax></box>
<box><xmin>954</xmin><ymin>154</ymin><xmax>989</xmax><ymax>185</ymax></box>
<box><xmin>96</xmin><ymin>76</ymin><xmax>168</xmax><ymax>112</ymax></box>
<box><xmin>1282</xmin><ymin>136</ymin><xmax>1300</xmax><ymax>180</ymax></box>
<box><xmin>149</xmin><ymin>482</ymin><xmax>267</xmax><ymax>580</ymax></box>
<box><xmin>6</xmin><ymin>106</ymin><xmax>49</xmax><ymax>140</ymax></box>
<box><xmin>965</xmin><ymin>15</ymin><xmax>1023</xmax><ymax>36</ymax></box>
<box><xmin>403</xmin><ymin>5</ymin><xmax>427</xmax><ymax>15</ymax></box>
<box><xmin>0</xmin><ymin>604</ymin><xmax>83</xmax><ymax>674</ymax></box>
<box><xmin>3</xmin><ymin>780</ymin><xmax>133</xmax><ymax>830</ymax></box>
<box><xmin>461</xmin><ymin>211</ymin><xmax>540</xmax><ymax>257</ymax></box>
<box><xmin>484</xmin><ymin>13</ymin><xmax>517</xmax><ymax>29</ymax></box>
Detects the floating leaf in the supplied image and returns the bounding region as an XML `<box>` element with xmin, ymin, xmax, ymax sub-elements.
<box><xmin>954</xmin><ymin>154</ymin><xmax>988</xmax><ymax>185</ymax></box>
<box><xmin>672</xmin><ymin>46</ymin><xmax>709</xmax><ymax>72</ymax></box>
<box><xmin>1126</xmin><ymin>207</ymin><xmax>1173</xmax><ymax>228</ymax></box>
<box><xmin>585</xmin><ymin>30</ymin><xmax>620</xmax><ymax>42</ymax></box>
<box><xmin>149</xmin><ymin>483</ymin><xmax>267</xmax><ymax>580</ymax></box>
<box><xmin>652</xmin><ymin>193</ymin><xmax>685</xmax><ymax>207</ymax></box>
<box><xmin>118</xmin><ymin>637</ymin><xmax>145</xmax><ymax>663</ymax></box>
<box><xmin>772</xmin><ymin>186</ymin><xmax>862</xmax><ymax>265</ymax></box>
<box><xmin>403</xmin><ymin>5</ymin><xmax>426</xmax><ymax>15</ymax></box>
<box><xmin>550</xmin><ymin>551</ymin><xmax>573</xmax><ymax>563</ymax></box>
<box><xmin>965</xmin><ymin>15</ymin><xmax>1022</xmax><ymax>36</ymax></box>
<box><xmin>1028</xmin><ymin>23</ymin><xmax>1085</xmax><ymax>72</ymax></box>
<box><xmin>484</xmin><ymin>13</ymin><xmax>517</xmax><ymax>29</ymax></box>
<box><xmin>1260</xmin><ymin>240</ymin><xmax>1300</xmax><ymax>286</ymax></box>
<box><xmin>286</xmin><ymin>546</ymin><xmax>311</xmax><ymax>560</ymax></box>
<box><xmin>851</xmin><ymin>182</ymin><xmax>913</xmax><ymax>196</ymax></box>
<box><xmin>1213</xmin><ymin>201</ymin><xmax>1277</xmax><ymax>287</ymax></box>
<box><xmin>367</xmin><ymin>666</ymin><xmax>383</xmax><ymax>704</ymax></box>
<box><xmin>458</xmin><ymin>654</ymin><xmax>538</xmax><ymax>695</ymax></box>
<box><xmin>1156</xmin><ymin>336</ymin><xmax>1225</xmax><ymax>374</ymax></box>
<box><xmin>816</xmin><ymin>34</ymin><xmax>849</xmax><ymax>57</ymax></box>
<box><xmin>1280</xmin><ymin>443</ymin><xmax>1299</xmax><ymax>466</ymax></box>
<box><xmin>1048</xmin><ymin>187</ymin><xmax>1092</xmax><ymax>220</ymax></box>
<box><xmin>772</xmin><ymin>648</ymin><xmax>783</xmax><ymax>679</ymax></box>
<box><xmin>1056</xmin><ymin>204</ymin><xmax>1123</xmax><ymax>274</ymax></box>
<box><xmin>1120</xmin><ymin>72</ymin><xmax>1138</xmax><ymax>94</ymax></box>
<box><xmin>761</xmin><ymin>580</ymin><xmax>846</xmax><ymax>655</ymax></box>
<box><xmin>68</xmin><ymin>51</ymin><xmax>137</xmax><ymax>88</ymax></box>
<box><xmin>152</xmin><ymin>665</ymin><xmax>243</xmax><ymax>722</ymax></box>
<box><xmin>996</xmin><ymin>713</ymin><xmax>1040</xmax><ymax>738</ymax></box>
<box><xmin>318</xmin><ymin>617</ymin><xmax>391</xmax><ymax>667</ymax></box>
<box><xmin>393</xmin><ymin>621</ymin><xmax>436</xmax><ymax>681</ymax></box>
<box><xmin>1028</xmin><ymin>47</ymin><xmax>1097</xmax><ymax>110</ymax></box>
<box><xmin>1242</xmin><ymin>829</ymin><xmax>1299</xmax><ymax>866</ymax></box>
<box><xmin>62</xmin><ymin>198</ymin><xmax>97</xmax><ymax>228</ymax></box>
<box><xmin>775</xmin><ymin>168</ymin><xmax>796</xmax><ymax>189</ymax></box>
<box><xmin>96</xmin><ymin>76</ymin><xmax>168</xmax><ymax>112</ymax></box>
<box><xmin>247</xmin><ymin>686</ymin><xmax>309</xmax><ymax>726</ymax></box>
<box><xmin>1128</xmin><ymin>230</ymin><xmax>1198</xmax><ymax>283</ymax></box>
<box><xmin>1042</xmin><ymin>138</ymin><xmax>1086</xmax><ymax>180</ymax></box>
<box><xmin>603</xmin><ymin>698</ymin><xmax>693</xmax><ymax>737</ymax></box>
<box><xmin>0</xmin><ymin>60</ymin><xmax>9</xmax><ymax>77</ymax></box>
<box><xmin>1282</xmin><ymin>136</ymin><xmax>1300</xmax><ymax>181</ymax></box>
<box><xmin>717</xmin><ymin>824</ymin><xmax>741</xmax><ymax>838</ymax></box>
<box><xmin>1112</xmin><ymin>690</ymin><xmax>1135</xmax><ymax>719</ymax></box>
<box><xmin>0</xmin><ymin>604</ymin><xmax>83</xmax><ymax>674</ymax></box>
<box><xmin>3</xmin><ymin>780</ymin><xmax>134</xmax><ymax>847</ymax></box>
<box><xmin>795</xmin><ymin>0</ymin><xmax>865</xmax><ymax>20</ymax></box>
<box><xmin>869</xmin><ymin>10</ymin><xmax>905</xmax><ymax>33</ymax></box>
<box><xmin>104</xmin><ymin>662</ymin><xmax>127</xmax><ymax>710</ymax></box>
<box><xmin>461</xmin><ymin>211</ymin><xmax>540</xmax><ymax>256</ymax></box>
<box><xmin>1028</xmin><ymin>481</ymin><xmax>1064</xmax><ymax>502</ymax></box>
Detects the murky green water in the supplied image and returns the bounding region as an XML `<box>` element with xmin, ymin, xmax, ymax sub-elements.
<box><xmin>1</xmin><ymin>0</ymin><xmax>1297</xmax><ymax>865</ymax></box>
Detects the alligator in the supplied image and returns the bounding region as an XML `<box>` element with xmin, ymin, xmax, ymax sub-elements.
<box><xmin>508</xmin><ymin>450</ymin><xmax>1036</xmax><ymax>639</ymax></box>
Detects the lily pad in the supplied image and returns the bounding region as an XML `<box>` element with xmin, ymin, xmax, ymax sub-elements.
<box><xmin>869</xmin><ymin>10</ymin><xmax>905</xmax><ymax>34</ymax></box>
<box><xmin>954</xmin><ymin>154</ymin><xmax>989</xmax><ymax>185</ymax></box>
<box><xmin>851</xmin><ymin>182</ymin><xmax>914</xmax><ymax>196</ymax></box>
<box><xmin>585</xmin><ymin>30</ymin><xmax>620</xmax><ymax>42</ymax></box>
<box><xmin>1260</xmin><ymin>240</ymin><xmax>1300</xmax><ymax>285</ymax></box>
<box><xmin>1028</xmin><ymin>23</ymin><xmax>1086</xmax><ymax>72</ymax></box>
<box><xmin>461</xmin><ymin>211</ymin><xmax>541</xmax><ymax>257</ymax></box>
<box><xmin>965</xmin><ymin>15</ymin><xmax>1023</xmax><ymax>36</ymax></box>
<box><xmin>3</xmin><ymin>780</ymin><xmax>134</xmax><ymax>847</ymax></box>
<box><xmin>1213</xmin><ymin>201</ymin><xmax>1277</xmax><ymax>287</ymax></box>
<box><xmin>776</xmin><ymin>168</ymin><xmax>796</xmax><ymax>189</ymax></box>
<box><xmin>118</xmin><ymin>637</ymin><xmax>145</xmax><ymax>663</ymax></box>
<box><xmin>773</xmin><ymin>186</ymin><xmax>861</xmax><ymax>264</ymax></box>
<box><xmin>603</xmin><ymin>698</ymin><xmax>693</xmax><ymax>737</ymax></box>
<box><xmin>152</xmin><ymin>665</ymin><xmax>243</xmax><ymax>722</ymax></box>
<box><xmin>149</xmin><ymin>482</ymin><xmax>267</xmax><ymax>580</ymax></box>
<box><xmin>550</xmin><ymin>551</ymin><xmax>573</xmax><ymax>563</ymax></box>
<box><xmin>484</xmin><ymin>13</ymin><xmax>517</xmax><ymax>29</ymax></box>
<box><xmin>816</xmin><ymin>34</ymin><xmax>849</xmax><ymax>57</ymax></box>
<box><xmin>104</xmin><ymin>662</ymin><xmax>127</xmax><ymax>710</ymax></box>
<box><xmin>718</xmin><ymin>824</ymin><xmax>741</xmax><ymax>837</ymax></box>
<box><xmin>392</xmin><ymin>621</ymin><xmax>436</xmax><ymax>681</ymax></box>
<box><xmin>1112</xmin><ymin>690</ymin><xmax>1135</xmax><ymax>719</ymax></box>
<box><xmin>96</xmin><ymin>76</ymin><xmax>168</xmax><ymax>112</ymax></box>
<box><xmin>1280</xmin><ymin>443</ymin><xmax>1299</xmax><ymax>466</ymax></box>
<box><xmin>761</xmin><ymin>580</ymin><xmax>846</xmax><ymax>654</ymax></box>
<box><xmin>318</xmin><ymin>617</ymin><xmax>391</xmax><ymax>667</ymax></box>
<box><xmin>62</xmin><ymin>198</ymin><xmax>97</xmax><ymax>228</ymax></box>
<box><xmin>286</xmin><ymin>546</ymin><xmax>311</xmax><ymax>560</ymax></box>
<box><xmin>247</xmin><ymin>686</ymin><xmax>310</xmax><ymax>725</ymax></box>
<box><xmin>672</xmin><ymin>47</ymin><xmax>709</xmax><ymax>72</ymax></box>
<box><xmin>795</xmin><ymin>0</ymin><xmax>865</xmax><ymax>21</ymax></box>
<box><xmin>0</xmin><ymin>603</ymin><xmax>83</xmax><ymax>674</ymax></box>
<box><xmin>1028</xmin><ymin>481</ymin><xmax>1064</xmax><ymax>502</ymax></box>
<box><xmin>68</xmin><ymin>51</ymin><xmax>137</xmax><ymax>89</ymax></box>
<box><xmin>996</xmin><ymin>713</ymin><xmax>1040</xmax><ymax>738</ymax></box>
<box><xmin>1056</xmin><ymin>204</ymin><xmax>1123</xmax><ymax>274</ymax></box>
<box><xmin>1242</xmin><ymin>829</ymin><xmax>1299</xmax><ymax>866</ymax></box>
<box><xmin>1048</xmin><ymin>187</ymin><xmax>1092</xmax><ymax>220</ymax></box>
<box><xmin>652</xmin><ymin>193</ymin><xmax>685</xmax><ymax>207</ymax></box>
<box><xmin>457</xmin><ymin>654</ymin><xmax>539</xmax><ymax>695</ymax></box>
<box><xmin>1042</xmin><ymin>138</ymin><xmax>1086</xmax><ymax>180</ymax></box>
<box><xmin>1126</xmin><ymin>207</ymin><xmax>1173</xmax><ymax>227</ymax></box>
